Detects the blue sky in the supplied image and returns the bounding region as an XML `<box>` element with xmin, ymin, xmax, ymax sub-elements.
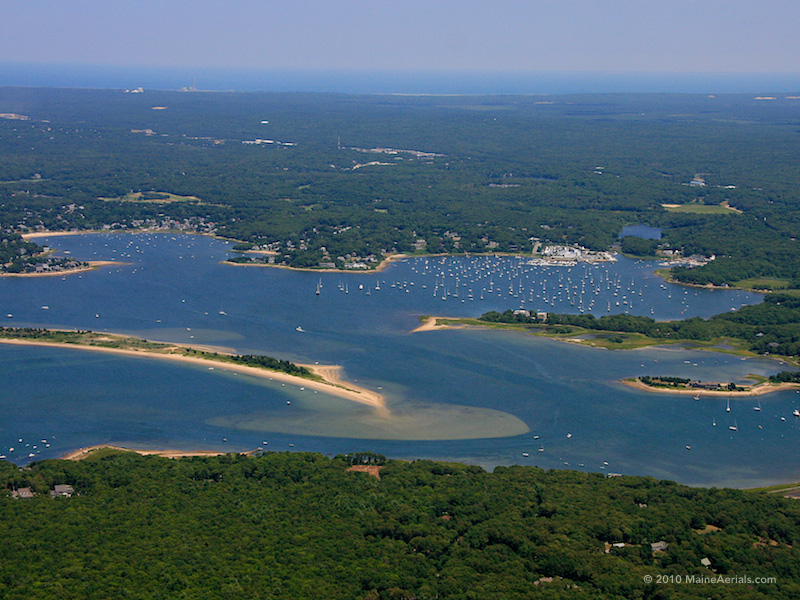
<box><xmin>2</xmin><ymin>0</ymin><xmax>799</xmax><ymax>74</ymax></box>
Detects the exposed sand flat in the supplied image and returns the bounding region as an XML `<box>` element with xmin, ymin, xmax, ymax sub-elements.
<box><xmin>410</xmin><ymin>316</ymin><xmax>471</xmax><ymax>333</ymax></box>
<box><xmin>303</xmin><ymin>363</ymin><xmax>389</xmax><ymax>416</ymax></box>
<box><xmin>411</xmin><ymin>316</ymin><xmax>445</xmax><ymax>333</ymax></box>
<box><xmin>622</xmin><ymin>378</ymin><xmax>800</xmax><ymax>397</ymax></box>
<box><xmin>0</xmin><ymin>337</ymin><xmax>388</xmax><ymax>414</ymax></box>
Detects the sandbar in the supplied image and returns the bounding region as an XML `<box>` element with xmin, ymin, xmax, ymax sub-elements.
<box><xmin>410</xmin><ymin>316</ymin><xmax>472</xmax><ymax>333</ymax></box>
<box><xmin>0</xmin><ymin>336</ymin><xmax>388</xmax><ymax>415</ymax></box>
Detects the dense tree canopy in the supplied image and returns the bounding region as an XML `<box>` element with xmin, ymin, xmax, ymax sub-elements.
<box><xmin>1</xmin><ymin>451</ymin><xmax>798</xmax><ymax>599</ymax></box>
<box><xmin>481</xmin><ymin>294</ymin><xmax>800</xmax><ymax>358</ymax></box>
<box><xmin>1</xmin><ymin>88</ymin><xmax>799</xmax><ymax>282</ymax></box>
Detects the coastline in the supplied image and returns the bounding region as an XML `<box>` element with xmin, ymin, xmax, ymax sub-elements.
<box><xmin>0</xmin><ymin>260</ymin><xmax>122</xmax><ymax>278</ymax></box>
<box><xmin>21</xmin><ymin>229</ymin><xmax>617</xmax><ymax>276</ymax></box>
<box><xmin>411</xmin><ymin>316</ymin><xmax>471</xmax><ymax>333</ymax></box>
<box><xmin>21</xmin><ymin>230</ymin><xmax>101</xmax><ymax>240</ymax></box>
<box><xmin>222</xmin><ymin>253</ymin><xmax>407</xmax><ymax>274</ymax></box>
<box><xmin>415</xmin><ymin>317</ymin><xmax>800</xmax><ymax>390</ymax></box>
<box><xmin>0</xmin><ymin>336</ymin><xmax>388</xmax><ymax>415</ymax></box>
<box><xmin>622</xmin><ymin>378</ymin><xmax>800</xmax><ymax>397</ymax></box>
<box><xmin>61</xmin><ymin>444</ymin><xmax>258</xmax><ymax>461</ymax></box>
<box><xmin>20</xmin><ymin>228</ymin><xmax>408</xmax><ymax>274</ymax></box>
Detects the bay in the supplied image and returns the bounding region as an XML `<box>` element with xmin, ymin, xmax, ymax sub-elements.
<box><xmin>2</xmin><ymin>232</ymin><xmax>798</xmax><ymax>487</ymax></box>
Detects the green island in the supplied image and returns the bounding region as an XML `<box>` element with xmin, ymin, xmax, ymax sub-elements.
<box><xmin>2</xmin><ymin>450</ymin><xmax>800</xmax><ymax>599</ymax></box>
<box><xmin>1</xmin><ymin>88</ymin><xmax>800</xmax><ymax>291</ymax></box>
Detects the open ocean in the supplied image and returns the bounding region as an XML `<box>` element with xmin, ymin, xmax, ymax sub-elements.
<box><xmin>1</xmin><ymin>64</ymin><xmax>799</xmax><ymax>94</ymax></box>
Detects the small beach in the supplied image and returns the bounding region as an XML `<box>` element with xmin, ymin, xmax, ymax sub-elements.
<box><xmin>61</xmin><ymin>444</ymin><xmax>253</xmax><ymax>461</ymax></box>
<box><xmin>622</xmin><ymin>378</ymin><xmax>800</xmax><ymax>397</ymax></box>
<box><xmin>410</xmin><ymin>315</ymin><xmax>473</xmax><ymax>333</ymax></box>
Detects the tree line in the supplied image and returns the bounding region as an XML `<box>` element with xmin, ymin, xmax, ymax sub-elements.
<box><xmin>1</xmin><ymin>451</ymin><xmax>799</xmax><ymax>599</ymax></box>
<box><xmin>2</xmin><ymin>88</ymin><xmax>800</xmax><ymax>280</ymax></box>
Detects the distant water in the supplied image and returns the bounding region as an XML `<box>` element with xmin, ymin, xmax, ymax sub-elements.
<box><xmin>2</xmin><ymin>63</ymin><xmax>799</xmax><ymax>94</ymax></box>
<box><xmin>2</xmin><ymin>233</ymin><xmax>799</xmax><ymax>488</ymax></box>
<box><xmin>620</xmin><ymin>225</ymin><xmax>662</xmax><ymax>240</ymax></box>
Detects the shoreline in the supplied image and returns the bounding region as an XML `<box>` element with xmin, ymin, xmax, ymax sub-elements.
<box><xmin>20</xmin><ymin>230</ymin><xmax>613</xmax><ymax>276</ymax></box>
<box><xmin>0</xmin><ymin>336</ymin><xmax>388</xmax><ymax>415</ymax></box>
<box><xmin>21</xmin><ymin>230</ymin><xmax>101</xmax><ymax>240</ymax></box>
<box><xmin>20</xmin><ymin>228</ymin><xmax>408</xmax><ymax>274</ymax></box>
<box><xmin>411</xmin><ymin>316</ymin><xmax>471</xmax><ymax>333</ymax></box>
<box><xmin>222</xmin><ymin>253</ymin><xmax>407</xmax><ymax>274</ymax></box>
<box><xmin>415</xmin><ymin>317</ymin><xmax>800</xmax><ymax>387</ymax></box>
<box><xmin>14</xmin><ymin>229</ymin><xmax>772</xmax><ymax>294</ymax></box>
<box><xmin>0</xmin><ymin>260</ymin><xmax>122</xmax><ymax>278</ymax></box>
<box><xmin>61</xmin><ymin>444</ymin><xmax>258</xmax><ymax>461</ymax></box>
<box><xmin>622</xmin><ymin>378</ymin><xmax>800</xmax><ymax>397</ymax></box>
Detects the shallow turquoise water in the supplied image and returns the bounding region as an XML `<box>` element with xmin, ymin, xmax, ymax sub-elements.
<box><xmin>1</xmin><ymin>233</ymin><xmax>798</xmax><ymax>487</ymax></box>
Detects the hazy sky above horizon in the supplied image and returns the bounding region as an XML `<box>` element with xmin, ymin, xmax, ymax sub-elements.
<box><xmin>2</xmin><ymin>0</ymin><xmax>799</xmax><ymax>74</ymax></box>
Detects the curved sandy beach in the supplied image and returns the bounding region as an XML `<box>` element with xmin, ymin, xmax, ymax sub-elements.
<box><xmin>61</xmin><ymin>444</ymin><xmax>255</xmax><ymax>461</ymax></box>
<box><xmin>0</xmin><ymin>337</ymin><xmax>388</xmax><ymax>414</ymax></box>
<box><xmin>21</xmin><ymin>230</ymin><xmax>98</xmax><ymax>240</ymax></box>
<box><xmin>410</xmin><ymin>316</ymin><xmax>471</xmax><ymax>333</ymax></box>
<box><xmin>622</xmin><ymin>378</ymin><xmax>800</xmax><ymax>397</ymax></box>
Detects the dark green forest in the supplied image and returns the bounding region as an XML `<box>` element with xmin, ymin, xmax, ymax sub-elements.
<box><xmin>1</xmin><ymin>451</ymin><xmax>799</xmax><ymax>599</ymax></box>
<box><xmin>2</xmin><ymin>88</ymin><xmax>800</xmax><ymax>283</ymax></box>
